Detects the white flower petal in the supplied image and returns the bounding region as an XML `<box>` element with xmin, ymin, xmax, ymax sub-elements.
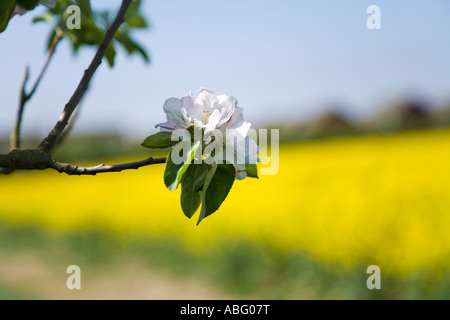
<box><xmin>163</xmin><ymin>97</ymin><xmax>189</xmax><ymax>127</ymax></box>
<box><xmin>226</xmin><ymin>134</ymin><xmax>258</xmax><ymax>168</ymax></box>
<box><xmin>163</xmin><ymin>97</ymin><xmax>181</xmax><ymax>118</ymax></box>
<box><xmin>204</xmin><ymin>109</ymin><xmax>221</xmax><ymax>135</ymax></box>
<box><xmin>224</xmin><ymin>106</ymin><xmax>244</xmax><ymax>130</ymax></box>
<box><xmin>227</xmin><ymin>120</ymin><xmax>251</xmax><ymax>139</ymax></box>
<box><xmin>180</xmin><ymin>94</ymin><xmax>195</xmax><ymax>116</ymax></box>
<box><xmin>216</xmin><ymin>94</ymin><xmax>237</xmax><ymax>127</ymax></box>
<box><xmin>243</xmin><ymin>137</ymin><xmax>259</xmax><ymax>164</ymax></box>
<box><xmin>195</xmin><ymin>88</ymin><xmax>218</xmax><ymax>112</ymax></box>
<box><xmin>246</xmin><ymin>136</ymin><xmax>259</xmax><ymax>155</ymax></box>
<box><xmin>197</xmin><ymin>87</ymin><xmax>215</xmax><ymax>96</ymax></box>
<box><xmin>225</xmin><ymin>132</ymin><xmax>246</xmax><ymax>165</ymax></box>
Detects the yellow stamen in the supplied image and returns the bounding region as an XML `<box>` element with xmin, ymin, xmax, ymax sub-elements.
<box><xmin>202</xmin><ymin>110</ymin><xmax>212</xmax><ymax>124</ymax></box>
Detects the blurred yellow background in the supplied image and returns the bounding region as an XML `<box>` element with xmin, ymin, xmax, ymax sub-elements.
<box><xmin>1</xmin><ymin>128</ymin><xmax>449</xmax><ymax>299</ymax></box>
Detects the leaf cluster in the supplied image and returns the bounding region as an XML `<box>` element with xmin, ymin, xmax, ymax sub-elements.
<box><xmin>37</xmin><ymin>0</ymin><xmax>149</xmax><ymax>67</ymax></box>
<box><xmin>142</xmin><ymin>131</ymin><xmax>258</xmax><ymax>225</ymax></box>
<box><xmin>1</xmin><ymin>0</ymin><xmax>149</xmax><ymax>67</ymax></box>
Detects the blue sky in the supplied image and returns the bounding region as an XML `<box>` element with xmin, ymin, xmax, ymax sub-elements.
<box><xmin>1</xmin><ymin>0</ymin><xmax>450</xmax><ymax>139</ymax></box>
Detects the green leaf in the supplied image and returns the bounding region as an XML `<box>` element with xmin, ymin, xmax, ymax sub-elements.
<box><xmin>32</xmin><ymin>0</ymin><xmax>149</xmax><ymax>65</ymax></box>
<box><xmin>141</xmin><ymin>132</ymin><xmax>180</xmax><ymax>149</ymax></box>
<box><xmin>124</xmin><ymin>0</ymin><xmax>147</xmax><ymax>29</ymax></box>
<box><xmin>164</xmin><ymin>141</ymin><xmax>201</xmax><ymax>192</ymax></box>
<box><xmin>180</xmin><ymin>163</ymin><xmax>209</xmax><ymax>218</ymax></box>
<box><xmin>197</xmin><ymin>163</ymin><xmax>235</xmax><ymax>225</ymax></box>
<box><xmin>0</xmin><ymin>0</ymin><xmax>16</xmax><ymax>34</ymax></box>
<box><xmin>75</xmin><ymin>0</ymin><xmax>92</xmax><ymax>19</ymax></box>
<box><xmin>39</xmin><ymin>0</ymin><xmax>56</xmax><ymax>8</ymax></box>
<box><xmin>128</xmin><ymin>38</ymin><xmax>149</xmax><ymax>62</ymax></box>
<box><xmin>125</xmin><ymin>14</ymin><xmax>147</xmax><ymax>28</ymax></box>
<box><xmin>115</xmin><ymin>31</ymin><xmax>150</xmax><ymax>63</ymax></box>
<box><xmin>124</xmin><ymin>0</ymin><xmax>141</xmax><ymax>21</ymax></box>
<box><xmin>246</xmin><ymin>163</ymin><xmax>259</xmax><ymax>179</ymax></box>
<box><xmin>104</xmin><ymin>42</ymin><xmax>116</xmax><ymax>67</ymax></box>
<box><xmin>16</xmin><ymin>0</ymin><xmax>39</xmax><ymax>11</ymax></box>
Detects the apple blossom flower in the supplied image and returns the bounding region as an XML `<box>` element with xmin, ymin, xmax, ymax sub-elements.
<box><xmin>156</xmin><ymin>88</ymin><xmax>237</xmax><ymax>134</ymax></box>
<box><xmin>156</xmin><ymin>88</ymin><xmax>259</xmax><ymax>179</ymax></box>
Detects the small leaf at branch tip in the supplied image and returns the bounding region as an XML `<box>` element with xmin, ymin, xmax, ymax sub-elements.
<box><xmin>142</xmin><ymin>132</ymin><xmax>179</xmax><ymax>149</ymax></box>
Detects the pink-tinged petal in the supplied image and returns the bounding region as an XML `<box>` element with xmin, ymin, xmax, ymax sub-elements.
<box><xmin>180</xmin><ymin>94</ymin><xmax>195</xmax><ymax>115</ymax></box>
<box><xmin>224</xmin><ymin>106</ymin><xmax>244</xmax><ymax>130</ymax></box>
<box><xmin>155</xmin><ymin>121</ymin><xmax>176</xmax><ymax>132</ymax></box>
<box><xmin>13</xmin><ymin>5</ymin><xmax>27</xmax><ymax>17</ymax></box>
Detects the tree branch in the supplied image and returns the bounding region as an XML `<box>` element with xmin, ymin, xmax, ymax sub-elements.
<box><xmin>56</xmin><ymin>107</ymin><xmax>80</xmax><ymax>148</ymax></box>
<box><xmin>0</xmin><ymin>0</ymin><xmax>160</xmax><ymax>177</ymax></box>
<box><xmin>11</xmin><ymin>67</ymin><xmax>30</xmax><ymax>151</ymax></box>
<box><xmin>52</xmin><ymin>157</ymin><xmax>167</xmax><ymax>176</ymax></box>
<box><xmin>0</xmin><ymin>149</ymin><xmax>54</xmax><ymax>171</ymax></box>
<box><xmin>38</xmin><ymin>0</ymin><xmax>133</xmax><ymax>154</ymax></box>
<box><xmin>0</xmin><ymin>149</ymin><xmax>166</xmax><ymax>175</ymax></box>
<box><xmin>11</xmin><ymin>33</ymin><xmax>63</xmax><ymax>151</ymax></box>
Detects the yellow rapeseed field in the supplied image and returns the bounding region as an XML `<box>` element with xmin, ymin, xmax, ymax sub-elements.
<box><xmin>1</xmin><ymin>128</ymin><xmax>450</xmax><ymax>277</ymax></box>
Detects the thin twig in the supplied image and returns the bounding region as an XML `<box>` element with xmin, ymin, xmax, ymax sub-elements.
<box><xmin>10</xmin><ymin>33</ymin><xmax>63</xmax><ymax>151</ymax></box>
<box><xmin>56</xmin><ymin>107</ymin><xmax>80</xmax><ymax>148</ymax></box>
<box><xmin>38</xmin><ymin>0</ymin><xmax>133</xmax><ymax>154</ymax></box>
<box><xmin>27</xmin><ymin>33</ymin><xmax>63</xmax><ymax>101</ymax></box>
<box><xmin>10</xmin><ymin>67</ymin><xmax>30</xmax><ymax>151</ymax></box>
<box><xmin>52</xmin><ymin>157</ymin><xmax>166</xmax><ymax>176</ymax></box>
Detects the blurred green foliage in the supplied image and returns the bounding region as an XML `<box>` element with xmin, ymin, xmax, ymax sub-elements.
<box><xmin>33</xmin><ymin>0</ymin><xmax>149</xmax><ymax>67</ymax></box>
<box><xmin>0</xmin><ymin>223</ymin><xmax>447</xmax><ymax>299</ymax></box>
<box><xmin>1</xmin><ymin>0</ymin><xmax>149</xmax><ymax>67</ymax></box>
